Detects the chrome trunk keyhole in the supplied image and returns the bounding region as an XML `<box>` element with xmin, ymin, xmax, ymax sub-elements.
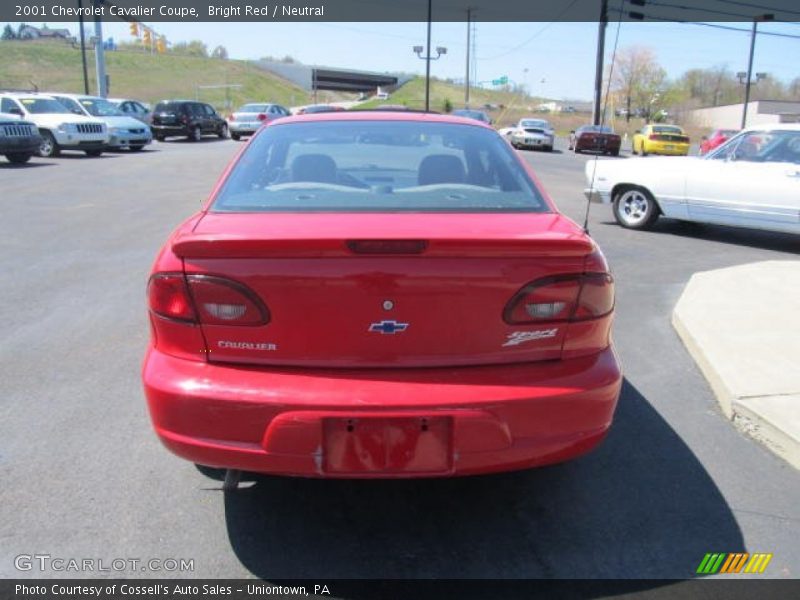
<box><xmin>383</xmin><ymin>300</ymin><xmax>394</xmax><ymax>311</ymax></box>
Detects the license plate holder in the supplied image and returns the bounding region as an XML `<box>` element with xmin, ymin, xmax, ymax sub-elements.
<box><xmin>323</xmin><ymin>416</ymin><xmax>452</xmax><ymax>474</ymax></box>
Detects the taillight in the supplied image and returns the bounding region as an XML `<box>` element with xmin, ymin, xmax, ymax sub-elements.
<box><xmin>648</xmin><ymin>134</ymin><xmax>661</xmax><ymax>141</ymax></box>
<box><xmin>186</xmin><ymin>275</ymin><xmax>269</xmax><ymax>326</ymax></box>
<box><xmin>257</xmin><ymin>113</ymin><xmax>268</xmax><ymax>121</ymax></box>
<box><xmin>227</xmin><ymin>114</ymin><xmax>234</xmax><ymax>121</ymax></box>
<box><xmin>503</xmin><ymin>274</ymin><xmax>614</xmax><ymax>324</ymax></box>
<box><xmin>148</xmin><ymin>274</ymin><xmax>196</xmax><ymax>322</ymax></box>
<box><xmin>148</xmin><ymin>273</ymin><xmax>268</xmax><ymax>326</ymax></box>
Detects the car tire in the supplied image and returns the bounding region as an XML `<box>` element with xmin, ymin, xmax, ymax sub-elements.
<box><xmin>641</xmin><ymin>144</ymin><xmax>648</xmax><ymax>157</ymax></box>
<box><xmin>611</xmin><ymin>149</ymin><xmax>620</xmax><ymax>157</ymax></box>
<box><xmin>574</xmin><ymin>146</ymin><xmax>581</xmax><ymax>154</ymax></box>
<box><xmin>155</xmin><ymin>134</ymin><xmax>165</xmax><ymax>142</ymax></box>
<box><xmin>189</xmin><ymin>126</ymin><xmax>202</xmax><ymax>142</ymax></box>
<box><xmin>38</xmin><ymin>131</ymin><xmax>60</xmax><ymax>158</ymax></box>
<box><xmin>613</xmin><ymin>186</ymin><xmax>660</xmax><ymax>230</ymax></box>
<box><xmin>545</xmin><ymin>145</ymin><xmax>553</xmax><ymax>152</ymax></box>
<box><xmin>231</xmin><ymin>133</ymin><xmax>240</xmax><ymax>141</ymax></box>
<box><xmin>218</xmin><ymin>124</ymin><xmax>229</xmax><ymax>139</ymax></box>
<box><xmin>84</xmin><ymin>149</ymin><xmax>103</xmax><ymax>157</ymax></box>
<box><xmin>6</xmin><ymin>153</ymin><xmax>32</xmax><ymax>164</ymax></box>
<box><xmin>130</xmin><ymin>145</ymin><xmax>145</xmax><ymax>151</ymax></box>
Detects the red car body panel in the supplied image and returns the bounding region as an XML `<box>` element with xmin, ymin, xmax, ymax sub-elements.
<box><xmin>699</xmin><ymin>129</ymin><xmax>739</xmax><ymax>155</ymax></box>
<box><xmin>143</xmin><ymin>112</ymin><xmax>623</xmax><ymax>478</ymax></box>
<box><xmin>574</xmin><ymin>132</ymin><xmax>621</xmax><ymax>154</ymax></box>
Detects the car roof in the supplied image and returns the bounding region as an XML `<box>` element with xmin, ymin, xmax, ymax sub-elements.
<box><xmin>0</xmin><ymin>91</ymin><xmax>58</xmax><ymax>99</ymax></box>
<box><xmin>270</xmin><ymin>110</ymin><xmax>494</xmax><ymax>128</ymax></box>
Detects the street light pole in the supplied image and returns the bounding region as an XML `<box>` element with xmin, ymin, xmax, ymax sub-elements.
<box><xmin>741</xmin><ymin>14</ymin><xmax>773</xmax><ymax>128</ymax></box>
<box><xmin>465</xmin><ymin>7</ymin><xmax>471</xmax><ymax>108</ymax></box>
<box><xmin>77</xmin><ymin>0</ymin><xmax>89</xmax><ymax>94</ymax></box>
<box><xmin>425</xmin><ymin>0</ymin><xmax>432</xmax><ymax>112</ymax></box>
<box><xmin>592</xmin><ymin>0</ymin><xmax>608</xmax><ymax>126</ymax></box>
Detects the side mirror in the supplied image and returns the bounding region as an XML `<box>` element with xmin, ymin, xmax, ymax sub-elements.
<box><xmin>8</xmin><ymin>108</ymin><xmax>23</xmax><ymax>116</ymax></box>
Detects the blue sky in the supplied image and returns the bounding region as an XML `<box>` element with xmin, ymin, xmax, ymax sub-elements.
<box><xmin>10</xmin><ymin>20</ymin><xmax>800</xmax><ymax>99</ymax></box>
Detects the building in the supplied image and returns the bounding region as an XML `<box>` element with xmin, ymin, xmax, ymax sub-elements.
<box><xmin>18</xmin><ymin>25</ymin><xmax>72</xmax><ymax>40</ymax></box>
<box><xmin>689</xmin><ymin>100</ymin><xmax>800</xmax><ymax>130</ymax></box>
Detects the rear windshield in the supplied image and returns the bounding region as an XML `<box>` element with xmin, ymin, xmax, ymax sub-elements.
<box><xmin>212</xmin><ymin>120</ymin><xmax>547</xmax><ymax>213</ymax></box>
<box><xmin>520</xmin><ymin>120</ymin><xmax>550</xmax><ymax>129</ymax></box>
<box><xmin>653</xmin><ymin>126</ymin><xmax>683</xmax><ymax>134</ymax></box>
<box><xmin>580</xmin><ymin>125</ymin><xmax>612</xmax><ymax>133</ymax></box>
<box><xmin>239</xmin><ymin>104</ymin><xmax>271</xmax><ymax>112</ymax></box>
<box><xmin>154</xmin><ymin>102</ymin><xmax>183</xmax><ymax>113</ymax></box>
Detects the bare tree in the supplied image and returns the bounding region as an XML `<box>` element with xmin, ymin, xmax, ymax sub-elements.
<box><xmin>611</xmin><ymin>46</ymin><xmax>666</xmax><ymax>120</ymax></box>
<box><xmin>211</xmin><ymin>45</ymin><xmax>228</xmax><ymax>60</ymax></box>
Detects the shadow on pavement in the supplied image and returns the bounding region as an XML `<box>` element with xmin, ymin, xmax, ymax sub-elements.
<box><xmin>0</xmin><ymin>161</ymin><xmax>57</xmax><ymax>169</ymax></box>
<box><xmin>599</xmin><ymin>218</ymin><xmax>800</xmax><ymax>254</ymax></box>
<box><xmin>221</xmin><ymin>379</ymin><xmax>743</xmax><ymax>585</ymax></box>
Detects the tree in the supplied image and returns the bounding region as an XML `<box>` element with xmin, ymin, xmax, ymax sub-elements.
<box><xmin>171</xmin><ymin>40</ymin><xmax>208</xmax><ymax>57</ymax></box>
<box><xmin>2</xmin><ymin>24</ymin><xmax>17</xmax><ymax>40</ymax></box>
<box><xmin>789</xmin><ymin>77</ymin><xmax>800</xmax><ymax>100</ymax></box>
<box><xmin>610</xmin><ymin>46</ymin><xmax>666</xmax><ymax>121</ymax></box>
<box><xmin>211</xmin><ymin>45</ymin><xmax>228</xmax><ymax>59</ymax></box>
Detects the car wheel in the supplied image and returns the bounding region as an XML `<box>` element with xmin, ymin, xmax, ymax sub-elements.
<box><xmin>574</xmin><ymin>146</ymin><xmax>581</xmax><ymax>154</ymax></box>
<box><xmin>6</xmin><ymin>153</ymin><xmax>32</xmax><ymax>164</ymax></box>
<box><xmin>613</xmin><ymin>186</ymin><xmax>660</xmax><ymax>230</ymax></box>
<box><xmin>231</xmin><ymin>132</ymin><xmax>240</xmax><ymax>141</ymax></box>
<box><xmin>545</xmin><ymin>145</ymin><xmax>553</xmax><ymax>152</ymax></box>
<box><xmin>641</xmin><ymin>144</ymin><xmax>648</xmax><ymax>157</ymax></box>
<box><xmin>218</xmin><ymin>124</ymin><xmax>229</xmax><ymax>139</ymax></box>
<box><xmin>189</xmin><ymin>126</ymin><xmax>202</xmax><ymax>142</ymax></box>
<box><xmin>84</xmin><ymin>149</ymin><xmax>103</xmax><ymax>157</ymax></box>
<box><xmin>38</xmin><ymin>131</ymin><xmax>60</xmax><ymax>158</ymax></box>
<box><xmin>611</xmin><ymin>149</ymin><xmax>620</xmax><ymax>157</ymax></box>
<box><xmin>631</xmin><ymin>142</ymin><xmax>638</xmax><ymax>155</ymax></box>
<box><xmin>130</xmin><ymin>145</ymin><xmax>145</xmax><ymax>151</ymax></box>
<box><xmin>155</xmin><ymin>134</ymin><xmax>165</xmax><ymax>142</ymax></box>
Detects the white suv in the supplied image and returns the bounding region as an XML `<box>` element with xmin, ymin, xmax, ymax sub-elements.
<box><xmin>49</xmin><ymin>93</ymin><xmax>152</xmax><ymax>151</ymax></box>
<box><xmin>0</xmin><ymin>92</ymin><xmax>109</xmax><ymax>157</ymax></box>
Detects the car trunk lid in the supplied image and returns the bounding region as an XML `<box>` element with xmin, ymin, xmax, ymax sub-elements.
<box><xmin>175</xmin><ymin>212</ymin><xmax>595</xmax><ymax>368</ymax></box>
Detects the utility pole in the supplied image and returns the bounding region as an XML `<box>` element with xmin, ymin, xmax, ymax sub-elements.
<box><xmin>425</xmin><ymin>0</ymin><xmax>432</xmax><ymax>112</ymax></box>
<box><xmin>77</xmin><ymin>0</ymin><xmax>89</xmax><ymax>94</ymax></box>
<box><xmin>93</xmin><ymin>0</ymin><xmax>107</xmax><ymax>97</ymax></box>
<box><xmin>741</xmin><ymin>14</ymin><xmax>773</xmax><ymax>129</ymax></box>
<box><xmin>465</xmin><ymin>7</ymin><xmax>471</xmax><ymax>108</ymax></box>
<box><xmin>592</xmin><ymin>0</ymin><xmax>608</xmax><ymax>126</ymax></box>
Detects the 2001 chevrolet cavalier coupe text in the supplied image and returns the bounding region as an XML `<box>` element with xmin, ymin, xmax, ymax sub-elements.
<box><xmin>142</xmin><ymin>111</ymin><xmax>622</xmax><ymax>478</ymax></box>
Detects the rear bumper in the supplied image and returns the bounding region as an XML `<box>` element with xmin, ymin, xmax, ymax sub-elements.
<box><xmin>151</xmin><ymin>125</ymin><xmax>189</xmax><ymax>137</ymax></box>
<box><xmin>229</xmin><ymin>122</ymin><xmax>259</xmax><ymax>134</ymax></box>
<box><xmin>143</xmin><ymin>346</ymin><xmax>622</xmax><ymax>478</ymax></box>
<box><xmin>644</xmin><ymin>142</ymin><xmax>690</xmax><ymax>155</ymax></box>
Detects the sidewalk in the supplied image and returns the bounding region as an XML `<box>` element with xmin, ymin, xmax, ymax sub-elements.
<box><xmin>672</xmin><ymin>260</ymin><xmax>800</xmax><ymax>469</ymax></box>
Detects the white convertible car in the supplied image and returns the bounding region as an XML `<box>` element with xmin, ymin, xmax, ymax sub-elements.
<box><xmin>584</xmin><ymin>124</ymin><xmax>800</xmax><ymax>234</ymax></box>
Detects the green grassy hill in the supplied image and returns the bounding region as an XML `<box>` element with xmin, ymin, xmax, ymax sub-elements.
<box><xmin>0</xmin><ymin>40</ymin><xmax>311</xmax><ymax>109</ymax></box>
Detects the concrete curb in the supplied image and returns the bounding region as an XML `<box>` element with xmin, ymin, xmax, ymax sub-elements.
<box><xmin>672</xmin><ymin>260</ymin><xmax>800</xmax><ymax>470</ymax></box>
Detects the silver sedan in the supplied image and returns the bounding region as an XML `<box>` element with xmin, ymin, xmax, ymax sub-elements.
<box><xmin>228</xmin><ymin>103</ymin><xmax>290</xmax><ymax>140</ymax></box>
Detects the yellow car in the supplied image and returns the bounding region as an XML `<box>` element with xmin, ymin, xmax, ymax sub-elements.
<box><xmin>632</xmin><ymin>124</ymin><xmax>690</xmax><ymax>156</ymax></box>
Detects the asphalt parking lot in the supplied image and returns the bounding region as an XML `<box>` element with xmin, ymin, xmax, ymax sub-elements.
<box><xmin>1</xmin><ymin>137</ymin><xmax>798</xmax><ymax>582</ymax></box>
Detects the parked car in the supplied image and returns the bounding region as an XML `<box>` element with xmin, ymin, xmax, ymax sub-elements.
<box><xmin>150</xmin><ymin>100</ymin><xmax>228</xmax><ymax>141</ymax></box>
<box><xmin>631</xmin><ymin>124</ymin><xmax>690</xmax><ymax>156</ymax></box>
<box><xmin>108</xmin><ymin>97</ymin><xmax>152</xmax><ymax>126</ymax></box>
<box><xmin>0</xmin><ymin>92</ymin><xmax>108</xmax><ymax>157</ymax></box>
<box><xmin>0</xmin><ymin>111</ymin><xmax>42</xmax><ymax>163</ymax></box>
<box><xmin>451</xmin><ymin>109</ymin><xmax>492</xmax><ymax>125</ymax></box>
<box><xmin>143</xmin><ymin>111</ymin><xmax>621</xmax><ymax>480</ymax></box>
<box><xmin>227</xmin><ymin>103</ymin><xmax>290</xmax><ymax>140</ymax></box>
<box><xmin>295</xmin><ymin>104</ymin><xmax>345</xmax><ymax>115</ymax></box>
<box><xmin>50</xmin><ymin>93</ymin><xmax>152</xmax><ymax>151</ymax></box>
<box><xmin>584</xmin><ymin>124</ymin><xmax>800</xmax><ymax>234</ymax></box>
<box><xmin>508</xmin><ymin>118</ymin><xmax>555</xmax><ymax>152</ymax></box>
<box><xmin>569</xmin><ymin>125</ymin><xmax>621</xmax><ymax>156</ymax></box>
<box><xmin>699</xmin><ymin>128</ymin><xmax>739</xmax><ymax>155</ymax></box>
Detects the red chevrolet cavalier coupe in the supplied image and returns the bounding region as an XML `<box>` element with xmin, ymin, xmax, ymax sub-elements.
<box><xmin>143</xmin><ymin>111</ymin><xmax>622</xmax><ymax>479</ymax></box>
